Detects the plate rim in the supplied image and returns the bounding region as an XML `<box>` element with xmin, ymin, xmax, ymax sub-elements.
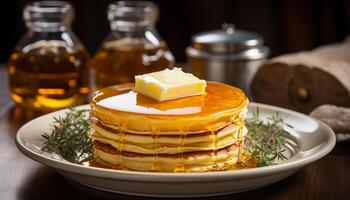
<box><xmin>15</xmin><ymin>102</ymin><xmax>336</xmax><ymax>182</ymax></box>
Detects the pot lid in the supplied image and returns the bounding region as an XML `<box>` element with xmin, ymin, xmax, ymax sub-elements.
<box><xmin>191</xmin><ymin>23</ymin><xmax>264</xmax><ymax>53</ymax></box>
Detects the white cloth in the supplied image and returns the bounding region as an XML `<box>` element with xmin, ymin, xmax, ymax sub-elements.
<box><xmin>310</xmin><ymin>104</ymin><xmax>350</xmax><ymax>142</ymax></box>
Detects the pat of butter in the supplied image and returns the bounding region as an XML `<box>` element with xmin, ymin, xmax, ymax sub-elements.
<box><xmin>135</xmin><ymin>68</ymin><xmax>206</xmax><ymax>101</ymax></box>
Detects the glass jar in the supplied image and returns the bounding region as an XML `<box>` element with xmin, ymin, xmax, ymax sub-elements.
<box><xmin>90</xmin><ymin>1</ymin><xmax>174</xmax><ymax>90</ymax></box>
<box><xmin>7</xmin><ymin>1</ymin><xmax>90</xmax><ymax>112</ymax></box>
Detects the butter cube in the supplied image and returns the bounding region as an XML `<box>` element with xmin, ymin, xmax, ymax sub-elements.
<box><xmin>135</xmin><ymin>68</ymin><xmax>206</xmax><ymax>101</ymax></box>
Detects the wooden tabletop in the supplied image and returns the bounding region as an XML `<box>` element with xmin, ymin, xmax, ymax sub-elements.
<box><xmin>0</xmin><ymin>67</ymin><xmax>349</xmax><ymax>200</ymax></box>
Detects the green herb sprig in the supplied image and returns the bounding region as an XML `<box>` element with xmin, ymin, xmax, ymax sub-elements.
<box><xmin>41</xmin><ymin>108</ymin><xmax>92</xmax><ymax>163</ymax></box>
<box><xmin>245</xmin><ymin>109</ymin><xmax>290</xmax><ymax>167</ymax></box>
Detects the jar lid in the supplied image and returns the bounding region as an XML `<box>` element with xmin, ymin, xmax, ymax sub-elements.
<box><xmin>188</xmin><ymin>23</ymin><xmax>269</xmax><ymax>60</ymax></box>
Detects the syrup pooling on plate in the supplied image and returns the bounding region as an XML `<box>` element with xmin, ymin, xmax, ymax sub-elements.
<box><xmin>90</xmin><ymin>82</ymin><xmax>250</xmax><ymax>172</ymax></box>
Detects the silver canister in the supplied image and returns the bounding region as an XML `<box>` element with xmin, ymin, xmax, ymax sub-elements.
<box><xmin>186</xmin><ymin>24</ymin><xmax>269</xmax><ymax>98</ymax></box>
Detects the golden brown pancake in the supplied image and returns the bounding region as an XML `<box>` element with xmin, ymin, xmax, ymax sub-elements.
<box><xmin>93</xmin><ymin>141</ymin><xmax>240</xmax><ymax>172</ymax></box>
<box><xmin>90</xmin><ymin>82</ymin><xmax>248</xmax><ymax>133</ymax></box>
<box><xmin>90</xmin><ymin>123</ymin><xmax>247</xmax><ymax>154</ymax></box>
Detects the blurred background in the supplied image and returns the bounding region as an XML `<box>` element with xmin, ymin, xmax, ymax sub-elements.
<box><xmin>1</xmin><ymin>0</ymin><xmax>350</xmax><ymax>63</ymax></box>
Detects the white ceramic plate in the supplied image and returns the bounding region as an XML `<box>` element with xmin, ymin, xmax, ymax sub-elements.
<box><xmin>15</xmin><ymin>103</ymin><xmax>336</xmax><ymax>197</ymax></box>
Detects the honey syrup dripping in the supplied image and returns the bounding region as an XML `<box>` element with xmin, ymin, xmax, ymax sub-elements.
<box><xmin>117</xmin><ymin>123</ymin><xmax>127</xmax><ymax>165</ymax></box>
<box><xmin>213</xmin><ymin>131</ymin><xmax>220</xmax><ymax>170</ymax></box>
<box><xmin>84</xmin><ymin>155</ymin><xmax>256</xmax><ymax>171</ymax></box>
<box><xmin>150</xmin><ymin>126</ymin><xmax>161</xmax><ymax>172</ymax></box>
<box><xmin>232</xmin><ymin>116</ymin><xmax>245</xmax><ymax>167</ymax></box>
<box><xmin>206</xmin><ymin>124</ymin><xmax>219</xmax><ymax>170</ymax></box>
<box><xmin>174</xmin><ymin>126</ymin><xmax>189</xmax><ymax>172</ymax></box>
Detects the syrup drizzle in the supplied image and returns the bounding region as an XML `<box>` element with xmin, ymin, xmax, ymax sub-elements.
<box><xmin>206</xmin><ymin>124</ymin><xmax>219</xmax><ymax>170</ymax></box>
<box><xmin>232</xmin><ymin>116</ymin><xmax>244</xmax><ymax>166</ymax></box>
<box><xmin>213</xmin><ymin>131</ymin><xmax>219</xmax><ymax>170</ymax></box>
<box><xmin>117</xmin><ymin>123</ymin><xmax>127</xmax><ymax>164</ymax></box>
<box><xmin>150</xmin><ymin>126</ymin><xmax>161</xmax><ymax>172</ymax></box>
<box><xmin>174</xmin><ymin>126</ymin><xmax>189</xmax><ymax>172</ymax></box>
<box><xmin>95</xmin><ymin>117</ymin><xmax>248</xmax><ymax>172</ymax></box>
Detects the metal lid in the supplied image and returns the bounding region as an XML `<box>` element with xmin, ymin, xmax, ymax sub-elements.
<box><xmin>187</xmin><ymin>23</ymin><xmax>269</xmax><ymax>60</ymax></box>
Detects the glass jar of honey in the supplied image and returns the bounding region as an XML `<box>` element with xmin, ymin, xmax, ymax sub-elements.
<box><xmin>90</xmin><ymin>1</ymin><xmax>174</xmax><ymax>90</ymax></box>
<box><xmin>7</xmin><ymin>1</ymin><xmax>90</xmax><ymax>112</ymax></box>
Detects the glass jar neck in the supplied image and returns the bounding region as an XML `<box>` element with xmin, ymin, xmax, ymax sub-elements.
<box><xmin>27</xmin><ymin>23</ymin><xmax>70</xmax><ymax>32</ymax></box>
<box><xmin>108</xmin><ymin>1</ymin><xmax>158</xmax><ymax>32</ymax></box>
<box><xmin>109</xmin><ymin>20</ymin><xmax>155</xmax><ymax>32</ymax></box>
<box><xmin>24</xmin><ymin>1</ymin><xmax>73</xmax><ymax>32</ymax></box>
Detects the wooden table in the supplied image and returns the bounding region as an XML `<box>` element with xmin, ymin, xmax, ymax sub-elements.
<box><xmin>0</xmin><ymin>67</ymin><xmax>349</xmax><ymax>200</ymax></box>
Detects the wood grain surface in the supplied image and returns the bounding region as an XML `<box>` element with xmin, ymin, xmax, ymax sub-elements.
<box><xmin>0</xmin><ymin>67</ymin><xmax>349</xmax><ymax>200</ymax></box>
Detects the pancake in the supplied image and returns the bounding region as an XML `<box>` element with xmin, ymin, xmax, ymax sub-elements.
<box><xmin>93</xmin><ymin>142</ymin><xmax>240</xmax><ymax>172</ymax></box>
<box><xmin>89</xmin><ymin>81</ymin><xmax>249</xmax><ymax>172</ymax></box>
<box><xmin>90</xmin><ymin>123</ymin><xmax>247</xmax><ymax>154</ymax></box>
<box><xmin>90</xmin><ymin>82</ymin><xmax>248</xmax><ymax>133</ymax></box>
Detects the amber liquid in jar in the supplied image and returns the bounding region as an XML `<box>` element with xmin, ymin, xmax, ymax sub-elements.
<box><xmin>90</xmin><ymin>39</ymin><xmax>174</xmax><ymax>90</ymax></box>
<box><xmin>7</xmin><ymin>41</ymin><xmax>90</xmax><ymax>111</ymax></box>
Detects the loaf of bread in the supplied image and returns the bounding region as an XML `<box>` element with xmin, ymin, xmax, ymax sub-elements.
<box><xmin>251</xmin><ymin>38</ymin><xmax>350</xmax><ymax>113</ymax></box>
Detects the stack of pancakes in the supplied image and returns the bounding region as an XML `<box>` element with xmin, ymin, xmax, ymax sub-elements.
<box><xmin>89</xmin><ymin>82</ymin><xmax>249</xmax><ymax>172</ymax></box>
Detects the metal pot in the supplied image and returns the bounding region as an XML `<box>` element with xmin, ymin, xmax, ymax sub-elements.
<box><xmin>186</xmin><ymin>24</ymin><xmax>270</xmax><ymax>98</ymax></box>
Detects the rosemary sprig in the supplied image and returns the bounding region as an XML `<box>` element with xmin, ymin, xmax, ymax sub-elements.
<box><xmin>245</xmin><ymin>108</ymin><xmax>290</xmax><ymax>167</ymax></box>
<box><xmin>41</xmin><ymin>108</ymin><xmax>92</xmax><ymax>163</ymax></box>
